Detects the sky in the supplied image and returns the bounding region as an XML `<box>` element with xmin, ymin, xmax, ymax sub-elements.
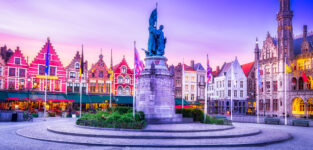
<box><xmin>0</xmin><ymin>0</ymin><xmax>313</xmax><ymax>70</ymax></box>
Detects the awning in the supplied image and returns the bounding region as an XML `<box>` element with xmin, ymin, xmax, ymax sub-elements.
<box><xmin>175</xmin><ymin>105</ymin><xmax>193</xmax><ymax>109</ymax></box>
<box><xmin>175</xmin><ymin>98</ymin><xmax>190</xmax><ymax>105</ymax></box>
<box><xmin>115</xmin><ymin>96</ymin><xmax>133</xmax><ymax>105</ymax></box>
<box><xmin>1</xmin><ymin>91</ymin><xmax>74</xmax><ymax>102</ymax></box>
<box><xmin>68</xmin><ymin>93</ymin><xmax>113</xmax><ymax>103</ymax></box>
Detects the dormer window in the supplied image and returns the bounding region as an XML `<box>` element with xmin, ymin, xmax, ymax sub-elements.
<box><xmin>15</xmin><ymin>58</ymin><xmax>20</xmax><ymax>65</ymax></box>
<box><xmin>121</xmin><ymin>66</ymin><xmax>126</xmax><ymax>74</ymax></box>
<box><xmin>75</xmin><ymin>62</ymin><xmax>80</xmax><ymax>69</ymax></box>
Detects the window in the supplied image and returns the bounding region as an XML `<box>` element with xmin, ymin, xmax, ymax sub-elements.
<box><xmin>54</xmin><ymin>80</ymin><xmax>61</xmax><ymax>91</ymax></box>
<box><xmin>9</xmin><ymin>79</ymin><xmax>15</xmax><ymax>90</ymax></box>
<box><xmin>228</xmin><ymin>90</ymin><xmax>231</xmax><ymax>97</ymax></box>
<box><xmin>15</xmin><ymin>58</ymin><xmax>20</xmax><ymax>65</ymax></box>
<box><xmin>259</xmin><ymin>100</ymin><xmax>263</xmax><ymax>111</ymax></box>
<box><xmin>0</xmin><ymin>67</ymin><xmax>2</xmax><ymax>76</ymax></box>
<box><xmin>185</xmin><ymin>76</ymin><xmax>188</xmax><ymax>81</ymax></box>
<box><xmin>74</xmin><ymin>83</ymin><xmax>80</xmax><ymax>92</ymax></box>
<box><xmin>125</xmin><ymin>86</ymin><xmax>131</xmax><ymax>95</ymax></box>
<box><xmin>90</xmin><ymin>83</ymin><xmax>96</xmax><ymax>92</ymax></box>
<box><xmin>18</xmin><ymin>79</ymin><xmax>25</xmax><ymax>90</ymax></box>
<box><xmin>75</xmin><ymin>62</ymin><xmax>80</xmax><ymax>69</ymax></box>
<box><xmin>19</xmin><ymin>69</ymin><xmax>26</xmax><ymax>77</ymax></box>
<box><xmin>92</xmin><ymin>73</ymin><xmax>95</xmax><ymax>78</ymax></box>
<box><xmin>99</xmin><ymin>71</ymin><xmax>104</xmax><ymax>78</ymax></box>
<box><xmin>266</xmin><ymin>81</ymin><xmax>270</xmax><ymax>92</ymax></box>
<box><xmin>9</xmin><ymin>68</ymin><xmax>16</xmax><ymax>76</ymax></box>
<box><xmin>117</xmin><ymin>76</ymin><xmax>123</xmax><ymax>84</ymax></box>
<box><xmin>0</xmin><ymin>79</ymin><xmax>2</xmax><ymax>89</ymax></box>
<box><xmin>67</xmin><ymin>82</ymin><xmax>73</xmax><ymax>92</ymax></box>
<box><xmin>39</xmin><ymin>65</ymin><xmax>45</xmax><ymax>75</ymax></box>
<box><xmin>273</xmin><ymin>81</ymin><xmax>278</xmax><ymax>92</ymax></box>
<box><xmin>234</xmin><ymin>90</ymin><xmax>237</xmax><ymax>97</ymax></box>
<box><xmin>240</xmin><ymin>90</ymin><xmax>243</xmax><ymax>98</ymax></box>
<box><xmin>273</xmin><ymin>99</ymin><xmax>278</xmax><ymax>111</ymax></box>
<box><xmin>50</xmin><ymin>66</ymin><xmax>56</xmax><ymax>76</ymax></box>
<box><xmin>191</xmin><ymin>77</ymin><xmax>195</xmax><ymax>82</ymax></box>
<box><xmin>106</xmin><ymin>83</ymin><xmax>110</xmax><ymax>93</ymax></box>
<box><xmin>33</xmin><ymin>78</ymin><xmax>40</xmax><ymax>90</ymax></box>
<box><xmin>191</xmin><ymin>94</ymin><xmax>195</xmax><ymax>100</ymax></box>
<box><xmin>117</xmin><ymin>86</ymin><xmax>123</xmax><ymax>95</ymax></box>
<box><xmin>121</xmin><ymin>66</ymin><xmax>126</xmax><ymax>74</ymax></box>
<box><xmin>70</xmin><ymin>72</ymin><xmax>76</xmax><ymax>78</ymax></box>
<box><xmin>191</xmin><ymin>85</ymin><xmax>195</xmax><ymax>91</ymax></box>
<box><xmin>240</xmin><ymin>81</ymin><xmax>243</xmax><ymax>88</ymax></box>
<box><xmin>228</xmin><ymin>80</ymin><xmax>231</xmax><ymax>87</ymax></box>
<box><xmin>98</xmin><ymin>83</ymin><xmax>104</xmax><ymax>93</ymax></box>
<box><xmin>185</xmin><ymin>85</ymin><xmax>188</xmax><ymax>91</ymax></box>
<box><xmin>266</xmin><ymin>99</ymin><xmax>270</xmax><ymax>111</ymax></box>
<box><xmin>125</xmin><ymin>76</ymin><xmax>130</xmax><ymax>84</ymax></box>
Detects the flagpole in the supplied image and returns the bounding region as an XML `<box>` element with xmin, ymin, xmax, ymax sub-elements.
<box><xmin>44</xmin><ymin>74</ymin><xmax>47</xmax><ymax>121</ymax></box>
<box><xmin>256</xmin><ymin>62</ymin><xmax>260</xmax><ymax>124</ymax></box>
<box><xmin>182</xmin><ymin>59</ymin><xmax>184</xmax><ymax>109</ymax></box>
<box><xmin>230</xmin><ymin>62</ymin><xmax>233</xmax><ymax>121</ymax></box>
<box><xmin>204</xmin><ymin>55</ymin><xmax>208</xmax><ymax>121</ymax></box>
<box><xmin>133</xmin><ymin>41</ymin><xmax>136</xmax><ymax>118</ymax></box>
<box><xmin>79</xmin><ymin>75</ymin><xmax>82</xmax><ymax>118</ymax></box>
<box><xmin>110</xmin><ymin>78</ymin><xmax>112</xmax><ymax>108</ymax></box>
<box><xmin>284</xmin><ymin>54</ymin><xmax>287</xmax><ymax>125</ymax></box>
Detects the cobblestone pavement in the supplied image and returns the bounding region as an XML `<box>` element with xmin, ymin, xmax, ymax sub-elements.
<box><xmin>1</xmin><ymin>118</ymin><xmax>313</xmax><ymax>150</ymax></box>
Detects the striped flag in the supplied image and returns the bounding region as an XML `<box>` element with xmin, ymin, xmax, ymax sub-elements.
<box><xmin>134</xmin><ymin>45</ymin><xmax>144</xmax><ymax>78</ymax></box>
<box><xmin>206</xmin><ymin>55</ymin><xmax>212</xmax><ymax>84</ymax></box>
<box><xmin>45</xmin><ymin>39</ymin><xmax>50</xmax><ymax>75</ymax></box>
<box><xmin>80</xmin><ymin>45</ymin><xmax>84</xmax><ymax>78</ymax></box>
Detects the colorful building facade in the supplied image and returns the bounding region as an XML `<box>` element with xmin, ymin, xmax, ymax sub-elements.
<box><xmin>28</xmin><ymin>39</ymin><xmax>67</xmax><ymax>92</ymax></box>
<box><xmin>4</xmin><ymin>47</ymin><xmax>29</xmax><ymax>90</ymax></box>
<box><xmin>113</xmin><ymin>57</ymin><xmax>133</xmax><ymax>96</ymax></box>
<box><xmin>65</xmin><ymin>51</ymin><xmax>88</xmax><ymax>93</ymax></box>
<box><xmin>0</xmin><ymin>55</ymin><xmax>5</xmax><ymax>89</ymax></box>
<box><xmin>88</xmin><ymin>53</ymin><xmax>111</xmax><ymax>94</ymax></box>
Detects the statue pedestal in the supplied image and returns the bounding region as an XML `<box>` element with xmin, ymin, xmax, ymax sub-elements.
<box><xmin>136</xmin><ymin>56</ymin><xmax>182</xmax><ymax>124</ymax></box>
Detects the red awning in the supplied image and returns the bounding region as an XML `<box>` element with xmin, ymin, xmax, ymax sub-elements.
<box><xmin>175</xmin><ymin>105</ymin><xmax>193</xmax><ymax>109</ymax></box>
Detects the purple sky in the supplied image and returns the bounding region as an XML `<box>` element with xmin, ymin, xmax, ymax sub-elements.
<box><xmin>0</xmin><ymin>0</ymin><xmax>312</xmax><ymax>70</ymax></box>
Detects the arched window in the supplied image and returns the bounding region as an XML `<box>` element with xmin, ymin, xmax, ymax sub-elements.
<box><xmin>75</xmin><ymin>62</ymin><xmax>80</xmax><ymax>69</ymax></box>
<box><xmin>125</xmin><ymin>86</ymin><xmax>131</xmax><ymax>95</ymax></box>
<box><xmin>117</xmin><ymin>86</ymin><xmax>123</xmax><ymax>95</ymax></box>
<box><xmin>307</xmin><ymin>76</ymin><xmax>312</xmax><ymax>90</ymax></box>
<box><xmin>125</xmin><ymin>76</ymin><xmax>130</xmax><ymax>84</ymax></box>
<box><xmin>292</xmin><ymin>78</ymin><xmax>297</xmax><ymax>90</ymax></box>
<box><xmin>299</xmin><ymin>77</ymin><xmax>304</xmax><ymax>90</ymax></box>
<box><xmin>117</xmin><ymin>76</ymin><xmax>123</xmax><ymax>84</ymax></box>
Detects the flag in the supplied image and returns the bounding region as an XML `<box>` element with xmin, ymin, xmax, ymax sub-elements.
<box><xmin>285</xmin><ymin>59</ymin><xmax>292</xmax><ymax>74</ymax></box>
<box><xmin>206</xmin><ymin>56</ymin><xmax>212</xmax><ymax>84</ymax></box>
<box><xmin>257</xmin><ymin>63</ymin><xmax>262</xmax><ymax>89</ymax></box>
<box><xmin>134</xmin><ymin>45</ymin><xmax>144</xmax><ymax>78</ymax></box>
<box><xmin>45</xmin><ymin>39</ymin><xmax>50</xmax><ymax>75</ymax></box>
<box><xmin>80</xmin><ymin>45</ymin><xmax>84</xmax><ymax>77</ymax></box>
<box><xmin>303</xmin><ymin>71</ymin><xmax>308</xmax><ymax>82</ymax></box>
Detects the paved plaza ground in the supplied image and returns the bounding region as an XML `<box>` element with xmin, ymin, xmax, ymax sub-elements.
<box><xmin>1</xmin><ymin>118</ymin><xmax>313</xmax><ymax>150</ymax></box>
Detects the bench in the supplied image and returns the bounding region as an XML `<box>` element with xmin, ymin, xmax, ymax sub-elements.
<box><xmin>264</xmin><ymin>117</ymin><xmax>280</xmax><ymax>125</ymax></box>
<box><xmin>292</xmin><ymin>119</ymin><xmax>309</xmax><ymax>127</ymax></box>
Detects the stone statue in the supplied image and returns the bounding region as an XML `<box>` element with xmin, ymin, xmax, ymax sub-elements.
<box><xmin>147</xmin><ymin>7</ymin><xmax>166</xmax><ymax>56</ymax></box>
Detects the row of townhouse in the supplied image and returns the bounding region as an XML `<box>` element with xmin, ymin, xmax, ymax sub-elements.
<box><xmin>0</xmin><ymin>38</ymin><xmax>134</xmax><ymax>96</ymax></box>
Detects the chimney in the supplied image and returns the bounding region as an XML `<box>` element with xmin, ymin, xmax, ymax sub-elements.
<box><xmin>216</xmin><ymin>66</ymin><xmax>220</xmax><ymax>73</ymax></box>
<box><xmin>190</xmin><ymin>60</ymin><xmax>195</xmax><ymax>69</ymax></box>
<box><xmin>303</xmin><ymin>25</ymin><xmax>308</xmax><ymax>39</ymax></box>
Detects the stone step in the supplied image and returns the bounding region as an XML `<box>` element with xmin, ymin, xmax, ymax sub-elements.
<box><xmin>16</xmin><ymin>124</ymin><xmax>292</xmax><ymax>147</ymax></box>
<box><xmin>47</xmin><ymin>124</ymin><xmax>261</xmax><ymax>139</ymax></box>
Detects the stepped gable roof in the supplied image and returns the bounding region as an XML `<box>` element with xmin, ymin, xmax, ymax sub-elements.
<box><xmin>65</xmin><ymin>51</ymin><xmax>88</xmax><ymax>71</ymax></box>
<box><xmin>218</xmin><ymin>62</ymin><xmax>232</xmax><ymax>77</ymax></box>
<box><xmin>241</xmin><ymin>62</ymin><xmax>254</xmax><ymax>77</ymax></box>
<box><xmin>294</xmin><ymin>34</ymin><xmax>313</xmax><ymax>55</ymax></box>
<box><xmin>193</xmin><ymin>63</ymin><xmax>205</xmax><ymax>71</ymax></box>
<box><xmin>7</xmin><ymin>47</ymin><xmax>28</xmax><ymax>67</ymax></box>
<box><xmin>183</xmin><ymin>64</ymin><xmax>195</xmax><ymax>71</ymax></box>
<box><xmin>113</xmin><ymin>57</ymin><xmax>132</xmax><ymax>73</ymax></box>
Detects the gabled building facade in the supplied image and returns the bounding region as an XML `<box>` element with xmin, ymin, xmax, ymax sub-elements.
<box><xmin>65</xmin><ymin>51</ymin><xmax>88</xmax><ymax>93</ymax></box>
<box><xmin>4</xmin><ymin>47</ymin><xmax>29</xmax><ymax>90</ymax></box>
<box><xmin>241</xmin><ymin>62</ymin><xmax>256</xmax><ymax>114</ymax></box>
<box><xmin>28</xmin><ymin>39</ymin><xmax>67</xmax><ymax>92</ymax></box>
<box><xmin>113</xmin><ymin>57</ymin><xmax>134</xmax><ymax>96</ymax></box>
<box><xmin>0</xmin><ymin>55</ymin><xmax>6</xmax><ymax>89</ymax></box>
<box><xmin>207</xmin><ymin>58</ymin><xmax>247</xmax><ymax>114</ymax></box>
<box><xmin>192</xmin><ymin>61</ymin><xmax>206</xmax><ymax>104</ymax></box>
<box><xmin>88</xmin><ymin>53</ymin><xmax>110</xmax><ymax>94</ymax></box>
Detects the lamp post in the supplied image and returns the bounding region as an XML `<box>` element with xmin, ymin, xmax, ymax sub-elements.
<box><xmin>27</xmin><ymin>76</ymin><xmax>31</xmax><ymax>112</ymax></box>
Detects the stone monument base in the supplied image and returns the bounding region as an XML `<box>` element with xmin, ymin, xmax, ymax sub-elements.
<box><xmin>136</xmin><ymin>56</ymin><xmax>183</xmax><ymax>124</ymax></box>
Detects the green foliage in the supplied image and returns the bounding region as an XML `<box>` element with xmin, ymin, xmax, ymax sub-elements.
<box><xmin>77</xmin><ymin>108</ymin><xmax>146</xmax><ymax>129</ymax></box>
<box><xmin>203</xmin><ymin>115</ymin><xmax>231</xmax><ymax>125</ymax></box>
<box><xmin>176</xmin><ymin>108</ymin><xmax>204</xmax><ymax>122</ymax></box>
